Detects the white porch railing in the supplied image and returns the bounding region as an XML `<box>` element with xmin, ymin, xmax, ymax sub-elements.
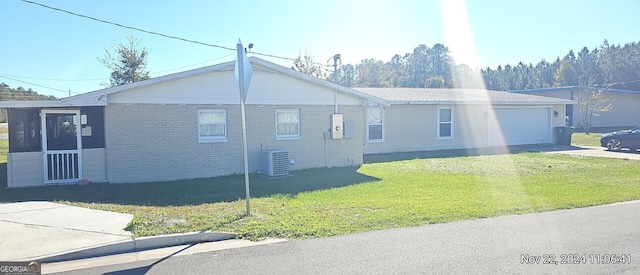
<box><xmin>45</xmin><ymin>150</ymin><xmax>80</xmax><ymax>184</ymax></box>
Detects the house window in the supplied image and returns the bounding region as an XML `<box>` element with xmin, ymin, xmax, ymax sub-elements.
<box><xmin>367</xmin><ymin>107</ymin><xmax>384</xmax><ymax>142</ymax></box>
<box><xmin>276</xmin><ymin>109</ymin><xmax>300</xmax><ymax>139</ymax></box>
<box><xmin>438</xmin><ymin>107</ymin><xmax>453</xmax><ymax>139</ymax></box>
<box><xmin>198</xmin><ymin>109</ymin><xmax>227</xmax><ymax>142</ymax></box>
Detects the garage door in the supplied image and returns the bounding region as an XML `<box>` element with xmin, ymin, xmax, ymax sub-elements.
<box><xmin>488</xmin><ymin>108</ymin><xmax>551</xmax><ymax>146</ymax></box>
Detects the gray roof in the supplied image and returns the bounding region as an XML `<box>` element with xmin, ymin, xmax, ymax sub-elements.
<box><xmin>354</xmin><ymin>88</ymin><xmax>574</xmax><ymax>105</ymax></box>
<box><xmin>511</xmin><ymin>86</ymin><xmax>640</xmax><ymax>95</ymax></box>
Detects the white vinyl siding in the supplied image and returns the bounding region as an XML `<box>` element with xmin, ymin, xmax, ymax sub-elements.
<box><xmin>438</xmin><ymin>107</ymin><xmax>453</xmax><ymax>139</ymax></box>
<box><xmin>276</xmin><ymin>109</ymin><xmax>300</xmax><ymax>139</ymax></box>
<box><xmin>82</xmin><ymin>148</ymin><xmax>107</xmax><ymax>183</ymax></box>
<box><xmin>108</xmin><ymin>70</ymin><xmax>364</xmax><ymax>106</ymax></box>
<box><xmin>7</xmin><ymin>152</ymin><xmax>43</xmax><ymax>187</ymax></box>
<box><xmin>198</xmin><ymin>109</ymin><xmax>227</xmax><ymax>142</ymax></box>
<box><xmin>366</xmin><ymin>107</ymin><xmax>384</xmax><ymax>142</ymax></box>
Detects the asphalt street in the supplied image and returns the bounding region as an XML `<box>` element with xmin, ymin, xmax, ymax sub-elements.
<box><xmin>52</xmin><ymin>201</ymin><xmax>640</xmax><ymax>274</ymax></box>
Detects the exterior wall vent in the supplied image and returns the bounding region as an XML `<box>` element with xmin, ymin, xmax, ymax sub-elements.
<box><xmin>262</xmin><ymin>150</ymin><xmax>290</xmax><ymax>177</ymax></box>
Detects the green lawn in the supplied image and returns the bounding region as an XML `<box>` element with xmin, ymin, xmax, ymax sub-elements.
<box><xmin>0</xmin><ymin>140</ymin><xmax>7</xmax><ymax>163</ymax></box>
<box><xmin>1</xmin><ymin>151</ymin><xmax>639</xmax><ymax>241</ymax></box>
<box><xmin>571</xmin><ymin>132</ymin><xmax>603</xmax><ymax>147</ymax></box>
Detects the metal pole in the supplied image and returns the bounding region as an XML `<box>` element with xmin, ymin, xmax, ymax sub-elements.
<box><xmin>240</xmin><ymin>98</ymin><xmax>250</xmax><ymax>216</ymax></box>
<box><xmin>333</xmin><ymin>55</ymin><xmax>339</xmax><ymax>113</ymax></box>
<box><xmin>237</xmin><ymin>43</ymin><xmax>251</xmax><ymax>216</ymax></box>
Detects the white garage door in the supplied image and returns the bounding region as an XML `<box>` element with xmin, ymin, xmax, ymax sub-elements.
<box><xmin>488</xmin><ymin>108</ymin><xmax>551</xmax><ymax>146</ymax></box>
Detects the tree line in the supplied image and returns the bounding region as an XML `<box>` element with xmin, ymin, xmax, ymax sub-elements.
<box><xmin>294</xmin><ymin>39</ymin><xmax>640</xmax><ymax>91</ymax></box>
<box><xmin>0</xmin><ymin>83</ymin><xmax>58</xmax><ymax>122</ymax></box>
<box><xmin>0</xmin><ymin>83</ymin><xmax>57</xmax><ymax>101</ymax></box>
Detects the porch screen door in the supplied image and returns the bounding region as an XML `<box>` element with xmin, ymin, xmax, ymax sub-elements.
<box><xmin>41</xmin><ymin>110</ymin><xmax>82</xmax><ymax>184</ymax></box>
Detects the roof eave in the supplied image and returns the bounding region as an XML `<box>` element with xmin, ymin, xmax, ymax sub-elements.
<box><xmin>0</xmin><ymin>100</ymin><xmax>64</xmax><ymax>108</ymax></box>
<box><xmin>387</xmin><ymin>100</ymin><xmax>574</xmax><ymax>105</ymax></box>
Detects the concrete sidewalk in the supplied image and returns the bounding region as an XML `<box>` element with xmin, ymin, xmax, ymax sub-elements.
<box><xmin>0</xmin><ymin>201</ymin><xmax>235</xmax><ymax>263</ymax></box>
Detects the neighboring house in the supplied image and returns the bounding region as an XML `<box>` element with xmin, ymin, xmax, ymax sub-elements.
<box><xmin>0</xmin><ymin>57</ymin><xmax>388</xmax><ymax>187</ymax></box>
<box><xmin>511</xmin><ymin>86</ymin><xmax>640</xmax><ymax>128</ymax></box>
<box><xmin>353</xmin><ymin>88</ymin><xmax>573</xmax><ymax>155</ymax></box>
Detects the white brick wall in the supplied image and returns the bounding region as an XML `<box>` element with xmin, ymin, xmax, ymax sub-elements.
<box><xmin>105</xmin><ymin>104</ymin><xmax>364</xmax><ymax>183</ymax></box>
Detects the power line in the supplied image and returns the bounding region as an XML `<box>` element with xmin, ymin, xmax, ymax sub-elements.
<box><xmin>0</xmin><ymin>73</ymin><xmax>105</xmax><ymax>82</ymax></box>
<box><xmin>0</xmin><ymin>75</ymin><xmax>77</xmax><ymax>95</ymax></box>
<box><xmin>20</xmin><ymin>0</ymin><xmax>235</xmax><ymax>51</ymax></box>
<box><xmin>0</xmin><ymin>54</ymin><xmax>236</xmax><ymax>84</ymax></box>
<box><xmin>20</xmin><ymin>0</ymin><xmax>297</xmax><ymax>62</ymax></box>
<box><xmin>251</xmin><ymin>51</ymin><xmax>295</xmax><ymax>61</ymax></box>
<box><xmin>600</xmin><ymin>79</ymin><xmax>640</xmax><ymax>86</ymax></box>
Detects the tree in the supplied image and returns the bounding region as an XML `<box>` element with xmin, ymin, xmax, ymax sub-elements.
<box><xmin>429</xmin><ymin>43</ymin><xmax>454</xmax><ymax>87</ymax></box>
<box><xmin>355</xmin><ymin>59</ymin><xmax>385</xmax><ymax>87</ymax></box>
<box><xmin>424</xmin><ymin>76</ymin><xmax>445</xmax><ymax>88</ymax></box>
<box><xmin>0</xmin><ymin>83</ymin><xmax>57</xmax><ymax>122</ymax></box>
<box><xmin>554</xmin><ymin>56</ymin><xmax>577</xmax><ymax>87</ymax></box>
<box><xmin>98</xmin><ymin>35</ymin><xmax>150</xmax><ymax>87</ymax></box>
<box><xmin>452</xmin><ymin>64</ymin><xmax>483</xmax><ymax>88</ymax></box>
<box><xmin>333</xmin><ymin>64</ymin><xmax>357</xmax><ymax>87</ymax></box>
<box><xmin>292</xmin><ymin>50</ymin><xmax>325</xmax><ymax>78</ymax></box>
<box><xmin>575</xmin><ymin>87</ymin><xmax>614</xmax><ymax>134</ymax></box>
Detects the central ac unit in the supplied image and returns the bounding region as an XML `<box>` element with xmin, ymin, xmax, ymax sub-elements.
<box><xmin>262</xmin><ymin>150</ymin><xmax>289</xmax><ymax>177</ymax></box>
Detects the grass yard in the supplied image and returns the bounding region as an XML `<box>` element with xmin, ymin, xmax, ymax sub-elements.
<box><xmin>571</xmin><ymin>132</ymin><xmax>603</xmax><ymax>147</ymax></box>
<box><xmin>0</xmin><ymin>140</ymin><xmax>7</xmax><ymax>163</ymax></box>
<box><xmin>1</xmin><ymin>151</ymin><xmax>639</xmax><ymax>241</ymax></box>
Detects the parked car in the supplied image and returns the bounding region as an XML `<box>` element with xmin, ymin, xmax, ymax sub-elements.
<box><xmin>600</xmin><ymin>126</ymin><xmax>640</xmax><ymax>151</ymax></box>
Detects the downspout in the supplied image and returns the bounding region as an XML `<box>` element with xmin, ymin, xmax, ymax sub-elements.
<box><xmin>332</xmin><ymin>54</ymin><xmax>341</xmax><ymax>114</ymax></box>
<box><xmin>334</xmin><ymin>90</ymin><xmax>338</xmax><ymax>114</ymax></box>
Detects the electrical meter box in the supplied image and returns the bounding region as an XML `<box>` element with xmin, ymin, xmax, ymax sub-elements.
<box><xmin>331</xmin><ymin>114</ymin><xmax>343</xmax><ymax>139</ymax></box>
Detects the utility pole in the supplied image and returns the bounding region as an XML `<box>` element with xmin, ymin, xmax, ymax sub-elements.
<box><xmin>333</xmin><ymin>54</ymin><xmax>340</xmax><ymax>84</ymax></box>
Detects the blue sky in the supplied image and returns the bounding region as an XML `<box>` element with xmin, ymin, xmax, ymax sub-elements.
<box><xmin>1</xmin><ymin>0</ymin><xmax>638</xmax><ymax>97</ymax></box>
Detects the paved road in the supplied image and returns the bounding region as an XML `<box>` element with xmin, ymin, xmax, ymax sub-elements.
<box><xmin>53</xmin><ymin>201</ymin><xmax>640</xmax><ymax>275</ymax></box>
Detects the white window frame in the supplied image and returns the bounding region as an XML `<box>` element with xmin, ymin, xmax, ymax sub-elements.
<box><xmin>366</xmin><ymin>107</ymin><xmax>385</xmax><ymax>143</ymax></box>
<box><xmin>276</xmin><ymin>109</ymin><xmax>301</xmax><ymax>140</ymax></box>
<box><xmin>198</xmin><ymin>109</ymin><xmax>228</xmax><ymax>143</ymax></box>
<box><xmin>437</xmin><ymin>107</ymin><xmax>453</xmax><ymax>139</ymax></box>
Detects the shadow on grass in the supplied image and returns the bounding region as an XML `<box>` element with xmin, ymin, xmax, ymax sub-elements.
<box><xmin>0</xmin><ymin>166</ymin><xmax>379</xmax><ymax>206</ymax></box>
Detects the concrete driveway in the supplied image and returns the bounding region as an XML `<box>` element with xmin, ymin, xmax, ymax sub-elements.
<box><xmin>0</xmin><ymin>201</ymin><xmax>133</xmax><ymax>262</ymax></box>
<box><xmin>546</xmin><ymin>145</ymin><xmax>640</xmax><ymax>160</ymax></box>
<box><xmin>364</xmin><ymin>144</ymin><xmax>640</xmax><ymax>163</ymax></box>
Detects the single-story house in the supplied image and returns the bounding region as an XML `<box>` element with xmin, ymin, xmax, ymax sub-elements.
<box><xmin>0</xmin><ymin>57</ymin><xmax>388</xmax><ymax>187</ymax></box>
<box><xmin>353</xmin><ymin>88</ymin><xmax>573</xmax><ymax>154</ymax></box>
<box><xmin>0</xmin><ymin>58</ymin><xmax>573</xmax><ymax>188</ymax></box>
<box><xmin>511</xmin><ymin>86</ymin><xmax>640</xmax><ymax>128</ymax></box>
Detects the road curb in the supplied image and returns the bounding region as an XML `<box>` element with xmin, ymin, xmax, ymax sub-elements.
<box><xmin>38</xmin><ymin>231</ymin><xmax>236</xmax><ymax>263</ymax></box>
<box><xmin>133</xmin><ymin>231</ymin><xmax>237</xmax><ymax>251</ymax></box>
